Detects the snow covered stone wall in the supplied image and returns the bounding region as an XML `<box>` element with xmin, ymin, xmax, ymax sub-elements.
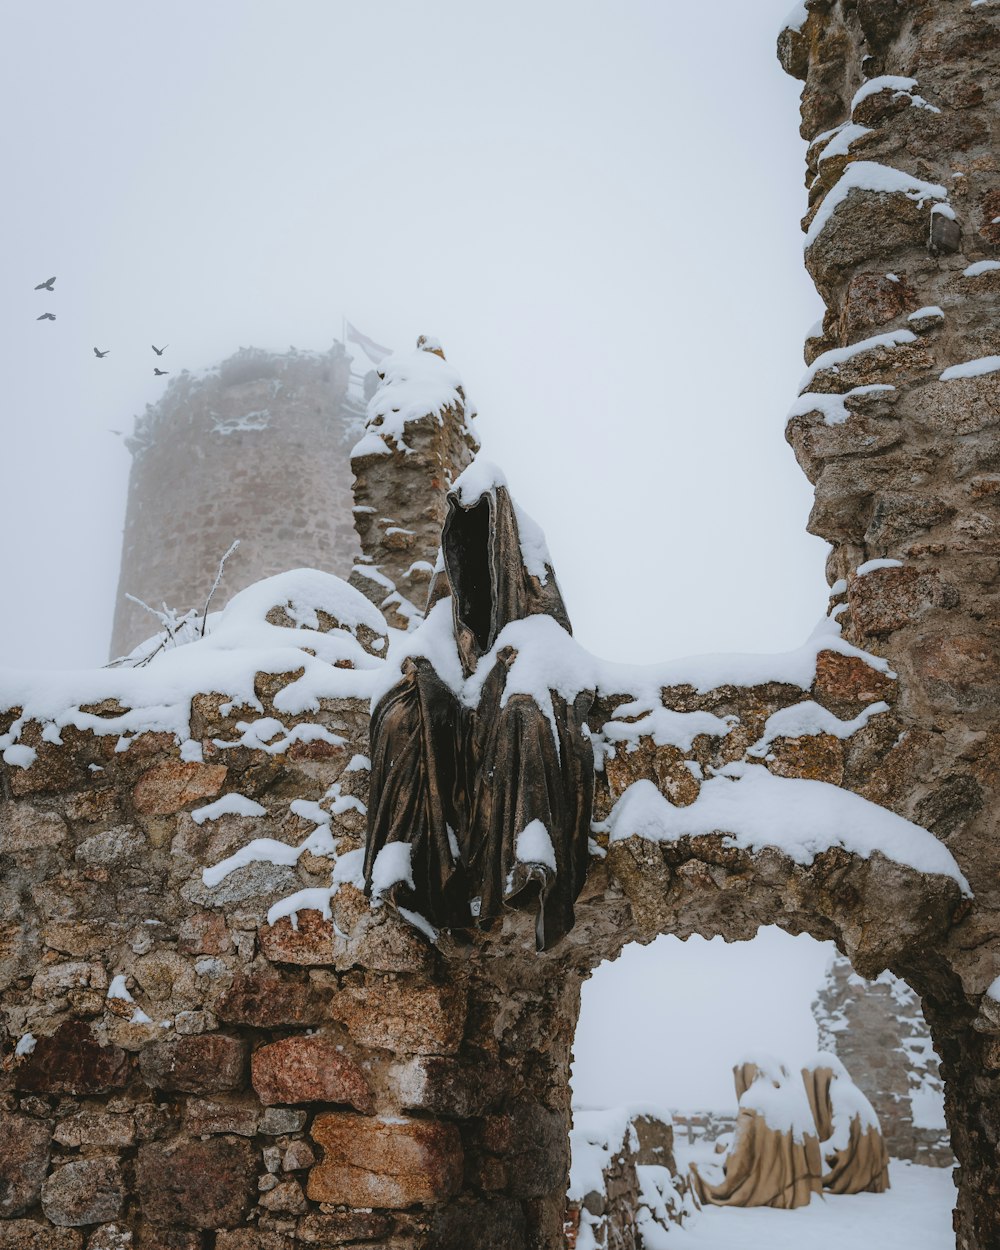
<box><xmin>0</xmin><ymin>339</ymin><xmax>972</xmax><ymax>1249</ymax></box>
<box><xmin>780</xmin><ymin>2</ymin><xmax>1000</xmax><ymax>1246</ymax></box>
<box><xmin>813</xmin><ymin>953</ymin><xmax>952</xmax><ymax>1166</ymax></box>
<box><xmin>111</xmin><ymin>343</ymin><xmax>364</xmax><ymax>660</ymax></box>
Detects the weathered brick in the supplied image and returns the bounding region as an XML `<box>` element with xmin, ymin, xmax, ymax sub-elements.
<box><xmin>53</xmin><ymin>1112</ymin><xmax>135</xmax><ymax>1149</ymax></box>
<box><xmin>327</xmin><ymin>978</ymin><xmax>466</xmax><ymax>1055</ymax></box>
<box><xmin>250</xmin><ymin>1036</ymin><xmax>372</xmax><ymax>1111</ymax></box>
<box><xmin>0</xmin><ymin>802</ymin><xmax>67</xmax><ymax>852</ymax></box>
<box><xmin>294</xmin><ymin>1212</ymin><xmax>396</xmax><ymax>1245</ymax></box>
<box><xmin>41</xmin><ymin>1157</ymin><xmax>126</xmax><ymax>1227</ymax></box>
<box><xmin>15</xmin><ymin>1022</ymin><xmax>132</xmax><ymax>1096</ymax></box>
<box><xmin>307</xmin><ymin>1113</ymin><xmax>462</xmax><ymax>1208</ymax></box>
<box><xmin>136</xmin><ymin>1138</ymin><xmax>256</xmax><ymax>1229</ymax></box>
<box><xmin>258</xmin><ymin>912</ymin><xmax>339</xmax><ymax>966</ymax></box>
<box><xmin>0</xmin><ymin>1114</ymin><xmax>52</xmax><ymax>1217</ymax></box>
<box><xmin>182</xmin><ymin>1094</ymin><xmax>263</xmax><ymax>1137</ymax></box>
<box><xmin>214</xmin><ymin>968</ymin><xmax>326</xmax><ymax>1028</ymax></box>
<box><xmin>139</xmin><ymin>1035</ymin><xmax>246</xmax><ymax>1095</ymax></box>
<box><xmin>132</xmin><ymin>762</ymin><xmax>227</xmax><ymax>816</ymax></box>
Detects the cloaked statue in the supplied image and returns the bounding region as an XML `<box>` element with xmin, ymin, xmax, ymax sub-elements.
<box><xmin>363</xmin><ymin>460</ymin><xmax>595</xmax><ymax>950</ymax></box>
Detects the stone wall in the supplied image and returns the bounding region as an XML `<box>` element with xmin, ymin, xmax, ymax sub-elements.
<box><xmin>110</xmin><ymin>343</ymin><xmax>362</xmax><ymax>659</ymax></box>
<box><xmin>814</xmin><ymin>953</ymin><xmax>952</xmax><ymax>1165</ymax></box>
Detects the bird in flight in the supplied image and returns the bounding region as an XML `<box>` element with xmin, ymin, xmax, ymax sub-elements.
<box><xmin>151</xmin><ymin>344</ymin><xmax>168</xmax><ymax>356</ymax></box>
<box><xmin>37</xmin><ymin>312</ymin><xmax>56</xmax><ymax>321</ymax></box>
<box><xmin>34</xmin><ymin>277</ymin><xmax>56</xmax><ymax>291</ymax></box>
<box><xmin>94</xmin><ymin>347</ymin><xmax>110</xmax><ymax>358</ymax></box>
<box><xmin>153</xmin><ymin>367</ymin><xmax>169</xmax><ymax>376</ymax></box>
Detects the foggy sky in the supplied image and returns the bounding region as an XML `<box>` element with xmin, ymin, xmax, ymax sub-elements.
<box><xmin>1</xmin><ymin>0</ymin><xmax>834</xmax><ymax>1109</ymax></box>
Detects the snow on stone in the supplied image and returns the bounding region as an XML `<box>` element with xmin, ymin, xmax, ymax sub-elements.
<box><xmin>450</xmin><ymin>457</ymin><xmax>555</xmax><ymax>585</ymax></box>
<box><xmin>851</xmin><ymin>75</ymin><xmax>940</xmax><ymax>114</ymax></box>
<box><xmin>568</xmin><ymin>1107</ymin><xmax>640</xmax><ymax>1201</ymax></box>
<box><xmin>805</xmin><ymin>162</ymin><xmax>947</xmax><ymax>250</ymax></box>
<box><xmin>213</xmin><ymin>719</ymin><xmax>347</xmax><ymax>756</ymax></box>
<box><xmin>800</xmin><ymin>327</ymin><xmax>919</xmax><ymax>390</ymax></box>
<box><xmin>964</xmin><ymin>259</ymin><xmax>1000</xmax><ymax>277</ymax></box>
<box><xmin>451</xmin><ymin>456</ymin><xmax>508</xmax><ymax>505</ymax></box>
<box><xmin>107</xmin><ymin>975</ymin><xmax>134</xmax><ymax>1002</ymax></box>
<box><xmin>857</xmin><ymin>557</ymin><xmax>903</xmax><ymax>576</ymax></box>
<box><xmin>370</xmin><ymin>842</ymin><xmax>415</xmax><ymax>897</ymax></box>
<box><xmin>345</xmin><ymin>753</ymin><xmax>370</xmax><ymax>773</ymax></box>
<box><xmin>636</xmin><ymin>1166</ymin><xmax>692</xmax><ymax>1250</ymax></box>
<box><xmin>0</xmin><ymin>570</ymin><xmax>385</xmax><ymax>762</ymax></box>
<box><xmin>748</xmin><ymin>699</ymin><xmax>890</xmax><ymax>756</ymax></box>
<box><xmin>606</xmin><ymin>769</ymin><xmax>969</xmax><ymax>891</ymax></box>
<box><xmin>817</xmin><ymin>123</ymin><xmax>872</xmax><ymax>162</ymax></box>
<box><xmin>604</xmin><ymin>705</ymin><xmax>736</xmax><ymax>752</ymax></box>
<box><xmin>908</xmin><ymin>305</ymin><xmax>944</xmax><ymax>321</ymax></box>
<box><xmin>787</xmin><ymin>383</ymin><xmax>895</xmax><ymax>427</ymax></box>
<box><xmin>202</xmin><ymin>824</ymin><xmax>337</xmax><ymax>889</ymax></box>
<box><xmin>15</xmin><ymin>1033</ymin><xmax>36</xmax><ymax>1056</ymax></box>
<box><xmin>515</xmin><ymin>820</ymin><xmax>557</xmax><ymax>871</ymax></box>
<box><xmin>940</xmin><ymin>355</ymin><xmax>1000</xmax><ymax>381</ymax></box>
<box><xmin>191</xmin><ymin>793</ymin><xmax>267</xmax><ymax>825</ymax></box>
<box><xmin>830</xmin><ymin>579</ymin><xmax>847</xmax><ymax>595</ymax></box>
<box><xmin>781</xmin><ymin>1</ymin><xmax>809</xmax><ymax>33</ymax></box>
<box><xmin>986</xmin><ymin>975</ymin><xmax>1000</xmax><ymax>1002</ymax></box>
<box><xmin>289</xmin><ymin>798</ymin><xmax>332</xmax><ymax>827</ymax></box>
<box><xmin>2</xmin><ymin>743</ymin><xmax>37</xmax><ymax>769</ymax></box>
<box><xmin>358</xmin><ymin>346</ymin><xmax>467</xmax><ymax>455</ymax></box>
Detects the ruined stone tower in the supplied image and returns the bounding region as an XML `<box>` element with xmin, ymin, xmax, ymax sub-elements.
<box><xmin>110</xmin><ymin>343</ymin><xmax>365</xmax><ymax>658</ymax></box>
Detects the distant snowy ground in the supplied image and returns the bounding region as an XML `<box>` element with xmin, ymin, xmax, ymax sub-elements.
<box><xmin>665</xmin><ymin>1161</ymin><xmax>954</xmax><ymax>1250</ymax></box>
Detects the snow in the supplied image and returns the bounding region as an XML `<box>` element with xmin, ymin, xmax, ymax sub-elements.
<box><xmin>781</xmin><ymin>1</ymin><xmax>808</xmax><ymax>33</ymax></box>
<box><xmin>515</xmin><ymin>819</ymin><xmax>557</xmax><ymax>871</ymax></box>
<box><xmin>605</xmin><ymin>705</ymin><xmax>736</xmax><ymax>752</ymax></box>
<box><xmin>856</xmin><ymin>558</ymin><xmax>903</xmax><ymax>576</ymax></box>
<box><xmin>370</xmin><ymin>842</ymin><xmax>415</xmax><ymax>896</ymax></box>
<box><xmin>851</xmin><ymin>76</ymin><xmax>940</xmax><ymax>114</ymax></box>
<box><xmin>800</xmin><ymin>328</ymin><xmax>918</xmax><ymax>390</ymax></box>
<box><xmin>909</xmin><ymin>1077</ymin><xmax>948</xmax><ymax>1131</ymax></box>
<box><xmin>2</xmin><ymin>743</ymin><xmax>37</xmax><ymax>769</ymax></box>
<box><xmin>202</xmin><ymin>824</ymin><xmax>336</xmax><ymax>888</ymax></box>
<box><xmin>451</xmin><ymin>456</ymin><xmax>508</xmax><ymax>505</ymax></box>
<box><xmin>986</xmin><ymin>975</ymin><xmax>1000</xmax><ymax>1002</ymax></box>
<box><xmin>569</xmin><ymin>1106</ymin><xmax>639</xmax><ymax>1201</ymax></box>
<box><xmin>805</xmin><ymin>163</ymin><xmax>947</xmax><ymax>250</ymax></box>
<box><xmin>787</xmin><ymin>384</ymin><xmax>895</xmax><ymax>427</ymax></box>
<box><xmin>665</xmin><ymin>1161</ymin><xmax>954</xmax><ymax>1249</ymax></box>
<box><xmin>190</xmin><ymin>793</ymin><xmax>266</xmax><ymax>825</ymax></box>
<box><xmin>738</xmin><ymin>1054</ymin><xmax>817</xmax><ymax>1141</ymax></box>
<box><xmin>449</xmin><ymin>456</ymin><xmax>555</xmax><ymax>584</ymax></box>
<box><xmin>964</xmin><ymin>260</ymin><xmax>1000</xmax><ymax>277</ymax></box>
<box><xmin>0</xmin><ymin>569</ymin><xmax>386</xmax><ymax>763</ymax></box>
<box><xmin>908</xmin><ymin>305</ymin><xmax>944</xmax><ymax>321</ymax></box>
<box><xmin>107</xmin><ymin>975</ymin><xmax>134</xmax><ymax>1001</ymax></box>
<box><xmin>940</xmin><ymin>356</ymin><xmax>1000</xmax><ymax>381</ymax></box>
<box><xmin>817</xmin><ymin>123</ymin><xmax>872</xmax><ymax>163</ymax></box>
<box><xmin>15</xmin><ymin>1033</ymin><xmax>36</xmax><ymax>1056</ymax></box>
<box><xmin>359</xmin><ymin>346</ymin><xmax>467</xmax><ymax>454</ymax></box>
<box><xmin>748</xmin><ymin>699</ymin><xmax>890</xmax><ymax>756</ymax></box>
<box><xmin>830</xmin><ymin>579</ymin><xmax>847</xmax><ymax>595</ymax></box>
<box><xmin>605</xmin><ymin>768</ymin><xmax>970</xmax><ymax>892</ymax></box>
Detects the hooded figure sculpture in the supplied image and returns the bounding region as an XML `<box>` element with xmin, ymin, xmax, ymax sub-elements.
<box><xmin>363</xmin><ymin>463</ymin><xmax>595</xmax><ymax>950</ymax></box>
<box><xmin>801</xmin><ymin>1053</ymin><xmax>890</xmax><ymax>1194</ymax></box>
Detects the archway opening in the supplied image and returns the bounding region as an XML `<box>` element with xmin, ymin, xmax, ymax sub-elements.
<box><xmin>566</xmin><ymin>927</ymin><xmax>954</xmax><ymax>1249</ymax></box>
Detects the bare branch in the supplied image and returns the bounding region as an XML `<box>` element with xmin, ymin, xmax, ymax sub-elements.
<box><xmin>201</xmin><ymin>539</ymin><xmax>241</xmax><ymax>636</ymax></box>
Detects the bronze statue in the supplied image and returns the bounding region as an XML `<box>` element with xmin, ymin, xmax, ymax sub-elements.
<box><xmin>364</xmin><ymin>471</ymin><xmax>595</xmax><ymax>950</ymax></box>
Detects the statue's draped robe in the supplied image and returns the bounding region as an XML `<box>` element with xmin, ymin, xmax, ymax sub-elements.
<box><xmin>801</xmin><ymin>1055</ymin><xmax>890</xmax><ymax>1194</ymax></box>
<box><xmin>689</xmin><ymin>1060</ymin><xmax>822</xmax><ymax>1210</ymax></box>
<box><xmin>364</xmin><ymin>480</ymin><xmax>594</xmax><ymax>950</ymax></box>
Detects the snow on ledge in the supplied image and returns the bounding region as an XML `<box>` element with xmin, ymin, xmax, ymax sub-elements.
<box><xmin>354</xmin><ymin>345</ymin><xmax>469</xmax><ymax>457</ymax></box>
<box><xmin>964</xmin><ymin>260</ymin><xmax>1000</xmax><ymax>277</ymax></box>
<box><xmin>606</xmin><ymin>769</ymin><xmax>970</xmax><ymax>893</ymax></box>
<box><xmin>191</xmin><ymin>794</ymin><xmax>267</xmax><ymax>825</ymax></box>
<box><xmin>856</xmin><ymin>558</ymin><xmax>903</xmax><ymax>576</ymax></box>
<box><xmin>805</xmin><ymin>162</ymin><xmax>947</xmax><ymax>250</ymax></box>
<box><xmin>940</xmin><ymin>356</ymin><xmax>1000</xmax><ymax>382</ymax></box>
<box><xmin>800</xmin><ymin>329</ymin><xmax>917</xmax><ymax>391</ymax></box>
<box><xmin>787</xmin><ymin>383</ymin><xmax>895</xmax><ymax>427</ymax></box>
<box><xmin>851</xmin><ymin>76</ymin><xmax>940</xmax><ymax>115</ymax></box>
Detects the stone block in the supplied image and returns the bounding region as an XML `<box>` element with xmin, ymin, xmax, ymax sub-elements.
<box><xmin>0</xmin><ymin>802</ymin><xmax>67</xmax><ymax>852</ymax></box>
<box><xmin>75</xmin><ymin>825</ymin><xmax>146</xmax><ymax>867</ymax></box>
<box><xmin>427</xmin><ymin>1197</ymin><xmax>528</xmax><ymax>1250</ymax></box>
<box><xmin>327</xmin><ymin>978</ymin><xmax>466</xmax><ymax>1055</ymax></box>
<box><xmin>260</xmin><ymin>1107</ymin><xmax>307</xmax><ymax>1136</ymax></box>
<box><xmin>136</xmin><ymin>1138</ymin><xmax>256</xmax><ymax>1229</ymax></box>
<box><xmin>478</xmin><ymin>1102</ymin><xmax>566</xmax><ymax>1198</ymax></box>
<box><xmin>177</xmin><ymin>912</ymin><xmax>231</xmax><ymax>956</ymax></box>
<box><xmin>134</xmin><ymin>1227</ymin><xmax>203</xmax><ymax>1250</ymax></box>
<box><xmin>848</xmin><ymin>566</ymin><xmax>957</xmax><ymax>636</ymax></box>
<box><xmin>216</xmin><ymin>1234</ymin><xmax>293</xmax><ymax>1250</ymax></box>
<box><xmin>912</xmin><ymin>634</ymin><xmax>1000</xmax><ymax>712</ymax></box>
<box><xmin>767</xmin><ymin>732</ymin><xmax>845</xmax><ymax>784</ymax></box>
<box><xmin>389</xmin><ymin>1055</ymin><xmax>501</xmax><ymax>1118</ymax></box>
<box><xmin>813</xmin><ymin>651</ymin><xmax>895</xmax><ymax>709</ymax></box>
<box><xmin>258</xmin><ymin>1179</ymin><xmax>307</xmax><ymax>1214</ymax></box>
<box><xmin>87</xmin><ymin>1226</ymin><xmax>132</xmax><ymax>1250</ymax></box>
<box><xmin>295</xmin><ymin>1212</ymin><xmax>395</xmax><ymax>1245</ymax></box>
<box><xmin>258</xmin><ymin>912</ymin><xmax>340</xmax><ymax>966</ymax></box>
<box><xmin>182</xmin><ymin>1094</ymin><xmax>263</xmax><ymax>1137</ymax></box>
<box><xmin>139</xmin><ymin>1035</ymin><xmax>246</xmax><ymax>1095</ymax></box>
<box><xmin>53</xmin><ymin>1112</ymin><xmax>135</xmax><ymax>1149</ymax></box>
<box><xmin>250</xmin><ymin>1036</ymin><xmax>372</xmax><ymax>1111</ymax></box>
<box><xmin>41</xmin><ymin>1158</ymin><xmax>126</xmax><ymax>1227</ymax></box>
<box><xmin>307</xmin><ymin>1113</ymin><xmax>463</xmax><ymax>1208</ymax></box>
<box><xmin>0</xmin><ymin>1114</ymin><xmax>52</xmax><ymax>1217</ymax></box>
<box><xmin>15</xmin><ymin>1022</ymin><xmax>133</xmax><ymax>1095</ymax></box>
<box><xmin>282</xmin><ymin>1140</ymin><xmax>316</xmax><ymax>1171</ymax></box>
<box><xmin>42</xmin><ymin>921</ymin><xmax>128</xmax><ymax>958</ymax></box>
<box><xmin>0</xmin><ymin>1223</ymin><xmax>82</xmax><ymax>1250</ymax></box>
<box><xmin>215</xmin><ymin>968</ymin><xmax>326</xmax><ymax>1028</ymax></box>
<box><xmin>132</xmin><ymin>762</ymin><xmax>227</xmax><ymax>816</ymax></box>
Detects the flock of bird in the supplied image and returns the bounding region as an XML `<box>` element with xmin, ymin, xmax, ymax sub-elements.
<box><xmin>33</xmin><ymin>276</ymin><xmax>170</xmax><ymax>376</ymax></box>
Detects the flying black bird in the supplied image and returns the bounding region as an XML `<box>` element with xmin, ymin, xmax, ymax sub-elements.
<box><xmin>34</xmin><ymin>277</ymin><xmax>56</xmax><ymax>291</ymax></box>
<box><xmin>37</xmin><ymin>312</ymin><xmax>56</xmax><ymax>321</ymax></box>
<box><xmin>153</xmin><ymin>368</ymin><xmax>168</xmax><ymax>376</ymax></box>
<box><xmin>94</xmin><ymin>347</ymin><xmax>110</xmax><ymax>358</ymax></box>
<box><xmin>151</xmin><ymin>344</ymin><xmax>168</xmax><ymax>356</ymax></box>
